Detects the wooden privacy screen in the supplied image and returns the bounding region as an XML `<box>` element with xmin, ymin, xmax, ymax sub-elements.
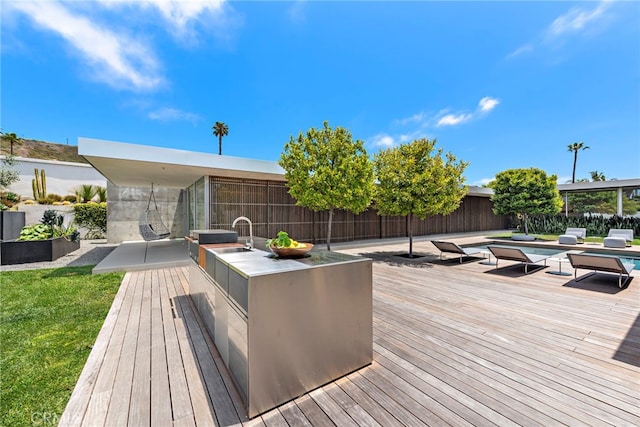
<box><xmin>209</xmin><ymin>177</ymin><xmax>508</xmax><ymax>244</ymax></box>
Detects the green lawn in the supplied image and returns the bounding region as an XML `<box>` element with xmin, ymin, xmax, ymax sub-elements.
<box><xmin>0</xmin><ymin>266</ymin><xmax>124</xmax><ymax>427</ymax></box>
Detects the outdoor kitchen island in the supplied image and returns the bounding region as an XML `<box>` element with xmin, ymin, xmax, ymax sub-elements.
<box><xmin>188</xmin><ymin>241</ymin><xmax>373</xmax><ymax>418</ymax></box>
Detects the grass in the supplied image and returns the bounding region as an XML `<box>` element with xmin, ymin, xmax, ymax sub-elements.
<box><xmin>0</xmin><ymin>266</ymin><xmax>124</xmax><ymax>427</ymax></box>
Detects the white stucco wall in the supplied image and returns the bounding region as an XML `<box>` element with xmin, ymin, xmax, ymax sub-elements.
<box><xmin>1</xmin><ymin>156</ymin><xmax>107</xmax><ymax>199</ymax></box>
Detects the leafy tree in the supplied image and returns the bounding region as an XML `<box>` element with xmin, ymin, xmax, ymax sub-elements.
<box><xmin>567</xmin><ymin>141</ymin><xmax>589</xmax><ymax>183</ymax></box>
<box><xmin>212</xmin><ymin>121</ymin><xmax>229</xmax><ymax>155</ymax></box>
<box><xmin>490</xmin><ymin>168</ymin><xmax>563</xmax><ymax>235</ymax></box>
<box><xmin>0</xmin><ymin>154</ymin><xmax>20</xmax><ymax>193</ymax></box>
<box><xmin>280</xmin><ymin>121</ymin><xmax>374</xmax><ymax>250</ymax></box>
<box><xmin>374</xmin><ymin>138</ymin><xmax>468</xmax><ymax>257</ymax></box>
<box><xmin>0</xmin><ymin>131</ymin><xmax>21</xmax><ymax>155</ymax></box>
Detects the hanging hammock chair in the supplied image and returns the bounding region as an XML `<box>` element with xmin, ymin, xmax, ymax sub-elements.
<box><xmin>139</xmin><ymin>183</ymin><xmax>171</xmax><ymax>241</ymax></box>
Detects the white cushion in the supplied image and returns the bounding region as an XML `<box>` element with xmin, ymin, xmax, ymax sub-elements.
<box><xmin>559</xmin><ymin>235</ymin><xmax>578</xmax><ymax>245</ymax></box>
<box><xmin>604</xmin><ymin>237</ymin><xmax>627</xmax><ymax>248</ymax></box>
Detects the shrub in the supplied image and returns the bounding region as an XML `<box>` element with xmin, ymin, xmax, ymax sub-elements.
<box><xmin>5</xmin><ymin>192</ymin><xmax>20</xmax><ymax>202</ymax></box>
<box><xmin>63</xmin><ymin>194</ymin><xmax>77</xmax><ymax>203</ymax></box>
<box><xmin>23</xmin><ymin>199</ymin><xmax>36</xmax><ymax>205</ymax></box>
<box><xmin>37</xmin><ymin>197</ymin><xmax>53</xmax><ymax>205</ymax></box>
<box><xmin>17</xmin><ymin>210</ymin><xmax>79</xmax><ymax>242</ymax></box>
<box><xmin>47</xmin><ymin>194</ymin><xmax>64</xmax><ymax>202</ymax></box>
<box><xmin>525</xmin><ymin>214</ymin><xmax>640</xmax><ymax>237</ymax></box>
<box><xmin>75</xmin><ymin>184</ymin><xmax>97</xmax><ymax>203</ymax></box>
<box><xmin>73</xmin><ymin>203</ymin><xmax>107</xmax><ymax>238</ymax></box>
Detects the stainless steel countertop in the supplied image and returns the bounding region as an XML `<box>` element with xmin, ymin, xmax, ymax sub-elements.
<box><xmin>211</xmin><ymin>247</ymin><xmax>370</xmax><ymax>278</ymax></box>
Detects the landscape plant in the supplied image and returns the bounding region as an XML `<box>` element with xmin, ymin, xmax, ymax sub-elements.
<box><xmin>75</xmin><ymin>184</ymin><xmax>97</xmax><ymax>203</ymax></box>
<box><xmin>0</xmin><ymin>131</ymin><xmax>21</xmax><ymax>155</ymax></box>
<box><xmin>212</xmin><ymin>121</ymin><xmax>229</xmax><ymax>155</ymax></box>
<box><xmin>32</xmin><ymin>168</ymin><xmax>47</xmax><ymax>201</ymax></box>
<box><xmin>17</xmin><ymin>209</ymin><xmax>79</xmax><ymax>241</ymax></box>
<box><xmin>0</xmin><ymin>266</ymin><xmax>123</xmax><ymax>427</ymax></box>
<box><xmin>490</xmin><ymin>168</ymin><xmax>563</xmax><ymax>235</ymax></box>
<box><xmin>279</xmin><ymin>121</ymin><xmax>374</xmax><ymax>250</ymax></box>
<box><xmin>0</xmin><ymin>154</ymin><xmax>20</xmax><ymax>209</ymax></box>
<box><xmin>95</xmin><ymin>186</ymin><xmax>107</xmax><ymax>203</ymax></box>
<box><xmin>567</xmin><ymin>141</ymin><xmax>589</xmax><ymax>183</ymax></box>
<box><xmin>374</xmin><ymin>138</ymin><xmax>468</xmax><ymax>257</ymax></box>
<box><xmin>73</xmin><ymin>202</ymin><xmax>107</xmax><ymax>238</ymax></box>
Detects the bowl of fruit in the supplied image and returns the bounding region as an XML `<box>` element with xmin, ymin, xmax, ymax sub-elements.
<box><xmin>266</xmin><ymin>231</ymin><xmax>314</xmax><ymax>258</ymax></box>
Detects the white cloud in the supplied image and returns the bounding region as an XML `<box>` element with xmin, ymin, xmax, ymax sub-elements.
<box><xmin>507</xmin><ymin>43</ymin><xmax>534</xmax><ymax>59</ymax></box>
<box><xmin>509</xmin><ymin>1</ymin><xmax>614</xmax><ymax>59</ymax></box>
<box><xmin>8</xmin><ymin>1</ymin><xmax>236</xmax><ymax>92</ymax></box>
<box><xmin>437</xmin><ymin>113</ymin><xmax>473</xmax><ymax>127</ymax></box>
<box><xmin>546</xmin><ymin>1</ymin><xmax>611</xmax><ymax>38</ymax></box>
<box><xmin>396</xmin><ymin>112</ymin><xmax>427</xmax><ymax>126</ymax></box>
<box><xmin>9</xmin><ymin>1</ymin><xmax>163</xmax><ymax>92</ymax></box>
<box><xmin>97</xmin><ymin>0</ymin><xmax>231</xmax><ymax>44</ymax></box>
<box><xmin>370</xmin><ymin>134</ymin><xmax>396</xmax><ymax>148</ymax></box>
<box><xmin>148</xmin><ymin>107</ymin><xmax>202</xmax><ymax>123</ymax></box>
<box><xmin>478</xmin><ymin>97</ymin><xmax>499</xmax><ymax>112</ymax></box>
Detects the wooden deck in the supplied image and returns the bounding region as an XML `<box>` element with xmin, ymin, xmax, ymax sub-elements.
<box><xmin>60</xmin><ymin>240</ymin><xmax>640</xmax><ymax>426</ymax></box>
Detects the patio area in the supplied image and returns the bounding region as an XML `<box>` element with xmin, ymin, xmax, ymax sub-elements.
<box><xmin>61</xmin><ymin>237</ymin><xmax>640</xmax><ymax>426</ymax></box>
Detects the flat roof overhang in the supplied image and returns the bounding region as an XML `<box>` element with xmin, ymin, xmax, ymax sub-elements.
<box><xmin>77</xmin><ymin>137</ymin><xmax>499</xmax><ymax>197</ymax></box>
<box><xmin>78</xmin><ymin>137</ymin><xmax>286</xmax><ymax>188</ymax></box>
<box><xmin>557</xmin><ymin>179</ymin><xmax>640</xmax><ymax>193</ymax></box>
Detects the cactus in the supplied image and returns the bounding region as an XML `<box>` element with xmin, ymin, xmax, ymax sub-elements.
<box><xmin>32</xmin><ymin>168</ymin><xmax>47</xmax><ymax>200</ymax></box>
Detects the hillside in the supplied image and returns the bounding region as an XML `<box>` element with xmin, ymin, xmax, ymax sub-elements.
<box><xmin>1</xmin><ymin>137</ymin><xmax>88</xmax><ymax>163</ymax></box>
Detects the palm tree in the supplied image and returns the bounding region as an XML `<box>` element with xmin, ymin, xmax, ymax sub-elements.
<box><xmin>1</xmin><ymin>132</ymin><xmax>20</xmax><ymax>155</ymax></box>
<box><xmin>212</xmin><ymin>122</ymin><xmax>229</xmax><ymax>155</ymax></box>
<box><xmin>567</xmin><ymin>141</ymin><xmax>589</xmax><ymax>183</ymax></box>
<box><xmin>589</xmin><ymin>170</ymin><xmax>606</xmax><ymax>182</ymax></box>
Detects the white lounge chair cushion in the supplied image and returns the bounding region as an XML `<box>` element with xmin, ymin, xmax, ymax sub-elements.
<box><xmin>604</xmin><ymin>237</ymin><xmax>627</xmax><ymax>248</ymax></box>
<box><xmin>559</xmin><ymin>235</ymin><xmax>578</xmax><ymax>245</ymax></box>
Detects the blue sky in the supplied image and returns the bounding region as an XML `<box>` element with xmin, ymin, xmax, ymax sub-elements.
<box><xmin>2</xmin><ymin>0</ymin><xmax>639</xmax><ymax>186</ymax></box>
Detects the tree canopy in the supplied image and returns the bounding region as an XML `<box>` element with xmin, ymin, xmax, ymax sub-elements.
<box><xmin>374</xmin><ymin>138</ymin><xmax>468</xmax><ymax>256</ymax></box>
<box><xmin>212</xmin><ymin>122</ymin><xmax>229</xmax><ymax>155</ymax></box>
<box><xmin>490</xmin><ymin>168</ymin><xmax>563</xmax><ymax>234</ymax></box>
<box><xmin>279</xmin><ymin>121</ymin><xmax>374</xmax><ymax>250</ymax></box>
<box><xmin>0</xmin><ymin>155</ymin><xmax>20</xmax><ymax>193</ymax></box>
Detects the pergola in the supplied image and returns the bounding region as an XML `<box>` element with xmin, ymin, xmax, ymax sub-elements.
<box><xmin>557</xmin><ymin>178</ymin><xmax>640</xmax><ymax>216</ymax></box>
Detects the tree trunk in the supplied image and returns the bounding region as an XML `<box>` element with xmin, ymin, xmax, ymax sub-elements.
<box><xmin>327</xmin><ymin>207</ymin><xmax>334</xmax><ymax>251</ymax></box>
<box><xmin>408</xmin><ymin>213</ymin><xmax>414</xmax><ymax>257</ymax></box>
<box><xmin>523</xmin><ymin>212</ymin><xmax>529</xmax><ymax>235</ymax></box>
<box><xmin>218</xmin><ymin>136</ymin><xmax>222</xmax><ymax>155</ymax></box>
<box><xmin>572</xmin><ymin>151</ymin><xmax>578</xmax><ymax>183</ymax></box>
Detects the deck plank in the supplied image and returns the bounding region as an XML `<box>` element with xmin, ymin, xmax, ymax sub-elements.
<box><xmin>150</xmin><ymin>269</ymin><xmax>172</xmax><ymax>426</ymax></box>
<box><xmin>61</xmin><ymin>237</ymin><xmax>640</xmax><ymax>427</ymax></box>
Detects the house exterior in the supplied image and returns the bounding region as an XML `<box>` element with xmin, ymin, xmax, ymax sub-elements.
<box><xmin>79</xmin><ymin>137</ymin><xmax>508</xmax><ymax>244</ymax></box>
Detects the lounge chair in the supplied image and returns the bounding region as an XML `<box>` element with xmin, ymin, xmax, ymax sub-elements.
<box><xmin>603</xmin><ymin>229</ymin><xmax>633</xmax><ymax>248</ymax></box>
<box><xmin>487</xmin><ymin>245</ymin><xmax>550</xmax><ymax>274</ymax></box>
<box><xmin>431</xmin><ymin>240</ymin><xmax>484</xmax><ymax>263</ymax></box>
<box><xmin>558</xmin><ymin>227</ymin><xmax>586</xmax><ymax>245</ymax></box>
<box><xmin>566</xmin><ymin>253</ymin><xmax>634</xmax><ymax>289</ymax></box>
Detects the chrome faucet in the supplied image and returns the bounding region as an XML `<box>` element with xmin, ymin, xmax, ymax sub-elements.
<box><xmin>232</xmin><ymin>216</ymin><xmax>254</xmax><ymax>250</ymax></box>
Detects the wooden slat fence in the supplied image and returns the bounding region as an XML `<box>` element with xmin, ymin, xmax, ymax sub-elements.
<box><xmin>209</xmin><ymin>177</ymin><xmax>508</xmax><ymax>244</ymax></box>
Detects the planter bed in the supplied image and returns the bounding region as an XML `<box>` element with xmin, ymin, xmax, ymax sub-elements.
<box><xmin>1</xmin><ymin>237</ymin><xmax>80</xmax><ymax>265</ymax></box>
